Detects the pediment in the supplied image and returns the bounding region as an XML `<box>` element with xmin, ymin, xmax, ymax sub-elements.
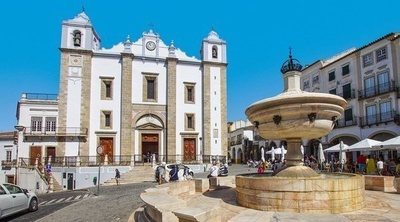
<box><xmin>136</xmin><ymin>123</ymin><xmax>163</xmax><ymax>130</ymax></box>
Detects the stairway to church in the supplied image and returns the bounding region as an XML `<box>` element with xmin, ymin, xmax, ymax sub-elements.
<box><xmin>51</xmin><ymin>177</ymin><xmax>63</xmax><ymax>192</ymax></box>
<box><xmin>104</xmin><ymin>165</ymin><xmax>156</xmax><ymax>185</ymax></box>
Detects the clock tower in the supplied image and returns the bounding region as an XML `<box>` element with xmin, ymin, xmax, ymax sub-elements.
<box><xmin>142</xmin><ymin>29</ymin><xmax>160</xmax><ymax>57</ymax></box>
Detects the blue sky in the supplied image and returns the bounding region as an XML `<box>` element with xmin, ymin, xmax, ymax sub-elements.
<box><xmin>1</xmin><ymin>0</ymin><xmax>400</xmax><ymax>131</ymax></box>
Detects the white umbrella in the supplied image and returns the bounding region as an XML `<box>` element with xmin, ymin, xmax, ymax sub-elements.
<box><xmin>281</xmin><ymin>145</ymin><xmax>285</xmax><ymax>161</ymax></box>
<box><xmin>300</xmin><ymin>145</ymin><xmax>304</xmax><ymax>155</ymax></box>
<box><xmin>339</xmin><ymin>141</ymin><xmax>347</xmax><ymax>165</ymax></box>
<box><xmin>347</xmin><ymin>139</ymin><xmax>381</xmax><ymax>152</ymax></box>
<box><xmin>318</xmin><ymin>143</ymin><xmax>325</xmax><ymax>164</ymax></box>
<box><xmin>371</xmin><ymin>136</ymin><xmax>400</xmax><ymax>151</ymax></box>
<box><xmin>261</xmin><ymin>147</ymin><xmax>265</xmax><ymax>162</ymax></box>
<box><xmin>324</xmin><ymin>143</ymin><xmax>349</xmax><ymax>153</ymax></box>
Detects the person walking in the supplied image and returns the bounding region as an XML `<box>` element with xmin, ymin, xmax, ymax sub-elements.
<box><xmin>377</xmin><ymin>158</ymin><xmax>384</xmax><ymax>176</ymax></box>
<box><xmin>115</xmin><ymin>169</ymin><xmax>121</xmax><ymax>185</ymax></box>
<box><xmin>366</xmin><ymin>155</ymin><xmax>376</xmax><ymax>175</ymax></box>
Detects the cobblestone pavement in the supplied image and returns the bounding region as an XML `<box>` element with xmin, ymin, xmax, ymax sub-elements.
<box><xmin>35</xmin><ymin>182</ymin><xmax>155</xmax><ymax>222</ymax></box>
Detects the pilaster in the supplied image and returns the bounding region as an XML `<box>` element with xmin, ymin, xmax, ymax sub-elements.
<box><xmin>79</xmin><ymin>51</ymin><xmax>92</xmax><ymax>156</ymax></box>
<box><xmin>120</xmin><ymin>52</ymin><xmax>134</xmax><ymax>155</ymax></box>
<box><xmin>57</xmin><ymin>51</ymin><xmax>69</xmax><ymax>156</ymax></box>
<box><xmin>202</xmin><ymin>64</ymin><xmax>211</xmax><ymax>156</ymax></box>
<box><xmin>220</xmin><ymin>65</ymin><xmax>228</xmax><ymax>157</ymax></box>
<box><xmin>166</xmin><ymin>57</ymin><xmax>178</xmax><ymax>161</ymax></box>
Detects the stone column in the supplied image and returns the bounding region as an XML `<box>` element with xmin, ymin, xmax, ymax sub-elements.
<box><xmin>166</xmin><ymin>57</ymin><xmax>177</xmax><ymax>162</ymax></box>
<box><xmin>285</xmin><ymin>138</ymin><xmax>303</xmax><ymax>167</ymax></box>
<box><xmin>120</xmin><ymin>52</ymin><xmax>134</xmax><ymax>156</ymax></box>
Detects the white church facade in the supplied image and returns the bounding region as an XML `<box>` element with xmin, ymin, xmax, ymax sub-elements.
<box><xmin>14</xmin><ymin>11</ymin><xmax>227</xmax><ymax>188</ymax></box>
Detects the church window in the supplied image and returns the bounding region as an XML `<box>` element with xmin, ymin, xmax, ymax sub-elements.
<box><xmin>212</xmin><ymin>45</ymin><xmax>218</xmax><ymax>58</ymax></box>
<box><xmin>184</xmin><ymin>83</ymin><xmax>195</xmax><ymax>104</ymax></box>
<box><xmin>101</xmin><ymin>111</ymin><xmax>112</xmax><ymax>129</ymax></box>
<box><xmin>143</xmin><ymin>74</ymin><xmax>158</xmax><ymax>102</ymax></box>
<box><xmin>185</xmin><ymin>113</ymin><xmax>195</xmax><ymax>131</ymax></box>
<box><xmin>73</xmin><ymin>30</ymin><xmax>82</xmax><ymax>47</ymax></box>
<box><xmin>147</xmin><ymin>79</ymin><xmax>155</xmax><ymax>99</ymax></box>
<box><xmin>142</xmin><ymin>72</ymin><xmax>158</xmax><ymax>102</ymax></box>
<box><xmin>100</xmin><ymin>77</ymin><xmax>114</xmax><ymax>100</ymax></box>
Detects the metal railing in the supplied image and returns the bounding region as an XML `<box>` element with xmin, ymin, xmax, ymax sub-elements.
<box><xmin>23</xmin><ymin>127</ymin><xmax>88</xmax><ymax>136</ymax></box>
<box><xmin>337</xmin><ymin>89</ymin><xmax>356</xmax><ymax>100</ymax></box>
<box><xmin>22</xmin><ymin>93</ymin><xmax>58</xmax><ymax>101</ymax></box>
<box><xmin>358</xmin><ymin>81</ymin><xmax>398</xmax><ymax>99</ymax></box>
<box><xmin>18</xmin><ymin>155</ymin><xmax>227</xmax><ymax>168</ymax></box>
<box><xmin>360</xmin><ymin>110</ymin><xmax>397</xmax><ymax>127</ymax></box>
<box><xmin>1</xmin><ymin>160</ymin><xmax>17</xmax><ymax>168</ymax></box>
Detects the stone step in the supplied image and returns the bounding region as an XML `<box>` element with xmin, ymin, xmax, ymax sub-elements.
<box><xmin>103</xmin><ymin>166</ymin><xmax>155</xmax><ymax>185</ymax></box>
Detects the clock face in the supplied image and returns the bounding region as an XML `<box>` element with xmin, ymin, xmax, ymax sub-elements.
<box><xmin>146</xmin><ymin>41</ymin><xmax>156</xmax><ymax>51</ymax></box>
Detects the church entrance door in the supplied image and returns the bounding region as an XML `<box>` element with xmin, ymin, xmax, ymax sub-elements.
<box><xmin>183</xmin><ymin>138</ymin><xmax>196</xmax><ymax>161</ymax></box>
<box><xmin>142</xmin><ymin>134</ymin><xmax>159</xmax><ymax>163</ymax></box>
<box><xmin>100</xmin><ymin>137</ymin><xmax>113</xmax><ymax>163</ymax></box>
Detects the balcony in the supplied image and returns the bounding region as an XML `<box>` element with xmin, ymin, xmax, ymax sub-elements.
<box><xmin>334</xmin><ymin>117</ymin><xmax>358</xmax><ymax>128</ymax></box>
<box><xmin>23</xmin><ymin>127</ymin><xmax>88</xmax><ymax>137</ymax></box>
<box><xmin>360</xmin><ymin>111</ymin><xmax>398</xmax><ymax>127</ymax></box>
<box><xmin>1</xmin><ymin>160</ymin><xmax>17</xmax><ymax>169</ymax></box>
<box><xmin>358</xmin><ymin>81</ymin><xmax>399</xmax><ymax>100</ymax></box>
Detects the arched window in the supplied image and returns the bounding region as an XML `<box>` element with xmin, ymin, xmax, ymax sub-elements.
<box><xmin>73</xmin><ymin>30</ymin><xmax>82</xmax><ymax>47</ymax></box>
<box><xmin>212</xmin><ymin>45</ymin><xmax>218</xmax><ymax>58</ymax></box>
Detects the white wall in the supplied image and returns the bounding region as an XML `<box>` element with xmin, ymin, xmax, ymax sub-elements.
<box><xmin>175</xmin><ymin>64</ymin><xmax>202</xmax><ymax>155</ymax></box>
<box><xmin>18</xmin><ymin>168</ymin><xmax>48</xmax><ymax>194</ymax></box>
<box><xmin>132</xmin><ymin>60</ymin><xmax>167</xmax><ymax>105</ymax></box>
<box><xmin>0</xmin><ymin>139</ymin><xmax>16</xmax><ymax>184</ymax></box>
<box><xmin>210</xmin><ymin>67</ymin><xmax>222</xmax><ymax>154</ymax></box>
<box><xmin>17</xmin><ymin>102</ymin><xmax>58</xmax><ymax>158</ymax></box>
<box><xmin>90</xmin><ymin>56</ymin><xmax>122</xmax><ymax>156</ymax></box>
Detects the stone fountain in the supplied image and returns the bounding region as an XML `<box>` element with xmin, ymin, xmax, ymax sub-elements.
<box><xmin>237</xmin><ymin>52</ymin><xmax>365</xmax><ymax>213</ymax></box>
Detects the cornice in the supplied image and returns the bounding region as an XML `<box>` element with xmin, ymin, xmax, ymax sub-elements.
<box><xmin>59</xmin><ymin>48</ymin><xmax>93</xmax><ymax>55</ymax></box>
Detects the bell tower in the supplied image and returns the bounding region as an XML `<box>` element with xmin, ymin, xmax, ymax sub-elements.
<box><xmin>201</xmin><ymin>30</ymin><xmax>228</xmax><ymax>157</ymax></box>
<box><xmin>60</xmin><ymin>11</ymin><xmax>101</xmax><ymax>50</ymax></box>
<box><xmin>58</xmin><ymin>11</ymin><xmax>100</xmax><ymax>157</ymax></box>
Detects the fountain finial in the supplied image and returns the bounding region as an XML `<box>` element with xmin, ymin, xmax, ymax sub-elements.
<box><xmin>280</xmin><ymin>48</ymin><xmax>303</xmax><ymax>74</ymax></box>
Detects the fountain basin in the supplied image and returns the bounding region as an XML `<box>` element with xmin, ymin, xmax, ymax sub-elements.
<box><xmin>246</xmin><ymin>90</ymin><xmax>347</xmax><ymax>140</ymax></box>
<box><xmin>236</xmin><ymin>173</ymin><xmax>365</xmax><ymax>213</ymax></box>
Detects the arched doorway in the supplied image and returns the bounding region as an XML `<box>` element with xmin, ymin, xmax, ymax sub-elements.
<box><xmin>330</xmin><ymin>136</ymin><xmax>359</xmax><ymax>146</ymax></box>
<box><xmin>135</xmin><ymin>114</ymin><xmax>164</xmax><ymax>162</ymax></box>
<box><xmin>369</xmin><ymin>131</ymin><xmax>397</xmax><ymax>141</ymax></box>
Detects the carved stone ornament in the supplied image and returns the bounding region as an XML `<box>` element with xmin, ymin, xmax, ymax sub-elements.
<box><xmin>308</xmin><ymin>113</ymin><xmax>317</xmax><ymax>123</ymax></box>
<box><xmin>273</xmin><ymin>115</ymin><xmax>282</xmax><ymax>125</ymax></box>
<box><xmin>69</xmin><ymin>55</ymin><xmax>82</xmax><ymax>66</ymax></box>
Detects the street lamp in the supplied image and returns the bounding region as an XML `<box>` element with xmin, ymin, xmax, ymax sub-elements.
<box><xmin>14</xmin><ymin>125</ymin><xmax>25</xmax><ymax>185</ymax></box>
<box><xmin>199</xmin><ymin>137</ymin><xmax>203</xmax><ymax>163</ymax></box>
<box><xmin>96</xmin><ymin>145</ymin><xmax>103</xmax><ymax>196</ymax></box>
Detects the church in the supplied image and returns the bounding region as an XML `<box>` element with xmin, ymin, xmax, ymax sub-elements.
<box><xmin>15</xmin><ymin>10</ymin><xmax>228</xmax><ymax>186</ymax></box>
